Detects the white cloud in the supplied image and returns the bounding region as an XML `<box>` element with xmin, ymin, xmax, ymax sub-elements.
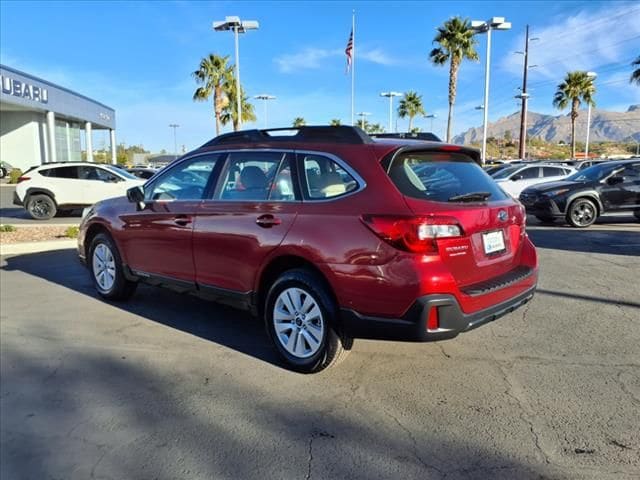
<box><xmin>502</xmin><ymin>3</ymin><xmax>640</xmax><ymax>79</ymax></box>
<box><xmin>274</xmin><ymin>48</ymin><xmax>342</xmax><ymax>73</ymax></box>
<box><xmin>274</xmin><ymin>45</ymin><xmax>399</xmax><ymax>73</ymax></box>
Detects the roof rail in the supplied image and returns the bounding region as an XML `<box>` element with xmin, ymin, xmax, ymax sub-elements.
<box><xmin>202</xmin><ymin>125</ymin><xmax>373</xmax><ymax>147</ymax></box>
<box><xmin>370</xmin><ymin>132</ymin><xmax>442</xmax><ymax>142</ymax></box>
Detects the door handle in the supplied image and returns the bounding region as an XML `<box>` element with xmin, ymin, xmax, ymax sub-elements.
<box><xmin>173</xmin><ymin>215</ymin><xmax>192</xmax><ymax>227</ymax></box>
<box><xmin>256</xmin><ymin>214</ymin><xmax>281</xmax><ymax>228</ymax></box>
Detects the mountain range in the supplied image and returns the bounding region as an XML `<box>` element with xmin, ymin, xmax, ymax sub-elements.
<box><xmin>453</xmin><ymin>105</ymin><xmax>640</xmax><ymax>145</ymax></box>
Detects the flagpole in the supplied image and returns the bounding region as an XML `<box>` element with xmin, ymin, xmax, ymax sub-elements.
<box><xmin>351</xmin><ymin>10</ymin><xmax>355</xmax><ymax>126</ymax></box>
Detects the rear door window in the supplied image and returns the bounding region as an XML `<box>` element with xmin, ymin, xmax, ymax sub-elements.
<box><xmin>387</xmin><ymin>151</ymin><xmax>509</xmax><ymax>202</ymax></box>
<box><xmin>542</xmin><ymin>167</ymin><xmax>565</xmax><ymax>177</ymax></box>
<box><xmin>215</xmin><ymin>152</ymin><xmax>297</xmax><ymax>201</ymax></box>
<box><xmin>42</xmin><ymin>166</ymin><xmax>79</xmax><ymax>178</ymax></box>
<box><xmin>517</xmin><ymin>167</ymin><xmax>540</xmax><ymax>179</ymax></box>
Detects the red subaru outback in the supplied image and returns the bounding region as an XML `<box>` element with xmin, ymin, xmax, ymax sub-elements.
<box><xmin>78</xmin><ymin>126</ymin><xmax>537</xmax><ymax>373</ymax></box>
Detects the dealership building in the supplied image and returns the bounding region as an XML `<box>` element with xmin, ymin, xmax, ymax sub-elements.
<box><xmin>0</xmin><ymin>64</ymin><xmax>117</xmax><ymax>172</ymax></box>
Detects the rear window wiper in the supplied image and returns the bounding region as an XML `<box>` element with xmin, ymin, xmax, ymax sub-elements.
<box><xmin>448</xmin><ymin>192</ymin><xmax>492</xmax><ymax>202</ymax></box>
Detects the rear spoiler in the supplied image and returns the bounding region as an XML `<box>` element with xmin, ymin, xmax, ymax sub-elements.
<box><xmin>382</xmin><ymin>144</ymin><xmax>483</xmax><ymax>172</ymax></box>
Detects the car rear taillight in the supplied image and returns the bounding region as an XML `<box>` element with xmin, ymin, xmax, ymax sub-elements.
<box><xmin>17</xmin><ymin>176</ymin><xmax>31</xmax><ymax>183</ymax></box>
<box><xmin>361</xmin><ymin>215</ymin><xmax>462</xmax><ymax>254</ymax></box>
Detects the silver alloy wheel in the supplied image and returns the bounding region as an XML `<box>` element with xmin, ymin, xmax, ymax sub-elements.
<box><xmin>572</xmin><ymin>202</ymin><xmax>595</xmax><ymax>226</ymax></box>
<box><xmin>92</xmin><ymin>243</ymin><xmax>116</xmax><ymax>292</ymax></box>
<box><xmin>273</xmin><ymin>287</ymin><xmax>324</xmax><ymax>359</ymax></box>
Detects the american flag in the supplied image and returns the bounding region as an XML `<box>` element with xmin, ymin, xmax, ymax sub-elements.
<box><xmin>345</xmin><ymin>29</ymin><xmax>353</xmax><ymax>73</ymax></box>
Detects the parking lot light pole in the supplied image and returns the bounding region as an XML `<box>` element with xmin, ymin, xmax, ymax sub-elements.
<box><xmin>424</xmin><ymin>114</ymin><xmax>437</xmax><ymax>133</ymax></box>
<box><xmin>356</xmin><ymin>112</ymin><xmax>371</xmax><ymax>130</ymax></box>
<box><xmin>585</xmin><ymin>71</ymin><xmax>597</xmax><ymax>159</ymax></box>
<box><xmin>169</xmin><ymin>124</ymin><xmax>179</xmax><ymax>155</ymax></box>
<box><xmin>213</xmin><ymin>16</ymin><xmax>259</xmax><ymax>130</ymax></box>
<box><xmin>472</xmin><ymin>17</ymin><xmax>512</xmax><ymax>164</ymax></box>
<box><xmin>380</xmin><ymin>92</ymin><xmax>402</xmax><ymax>132</ymax></box>
<box><xmin>254</xmin><ymin>94</ymin><xmax>276</xmax><ymax>128</ymax></box>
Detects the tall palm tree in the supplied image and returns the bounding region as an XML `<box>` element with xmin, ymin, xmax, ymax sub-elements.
<box><xmin>397</xmin><ymin>91</ymin><xmax>426</xmax><ymax>132</ymax></box>
<box><xmin>330</xmin><ymin>119</ymin><xmax>341</xmax><ymax>126</ymax></box>
<box><xmin>192</xmin><ymin>54</ymin><xmax>233</xmax><ymax>136</ymax></box>
<box><xmin>430</xmin><ymin>17</ymin><xmax>479</xmax><ymax>142</ymax></box>
<box><xmin>292</xmin><ymin>117</ymin><xmax>306</xmax><ymax>127</ymax></box>
<box><xmin>553</xmin><ymin>71</ymin><xmax>596</xmax><ymax>159</ymax></box>
<box><xmin>220</xmin><ymin>81</ymin><xmax>256</xmax><ymax>131</ymax></box>
<box><xmin>631</xmin><ymin>56</ymin><xmax>640</xmax><ymax>85</ymax></box>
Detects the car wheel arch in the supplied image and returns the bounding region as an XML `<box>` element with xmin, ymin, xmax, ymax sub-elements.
<box><xmin>255</xmin><ymin>254</ymin><xmax>338</xmax><ymax>318</ymax></box>
<box><xmin>85</xmin><ymin>223</ymin><xmax>123</xmax><ymax>263</ymax></box>
<box><xmin>566</xmin><ymin>192</ymin><xmax>602</xmax><ymax>216</ymax></box>
<box><xmin>25</xmin><ymin>187</ymin><xmax>57</xmax><ymax>206</ymax></box>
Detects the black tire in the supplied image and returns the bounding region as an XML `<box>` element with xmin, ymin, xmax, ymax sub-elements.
<box><xmin>265</xmin><ymin>268</ymin><xmax>352</xmax><ymax>373</ymax></box>
<box><xmin>0</xmin><ymin>167</ymin><xmax>6</xmax><ymax>179</ymax></box>
<box><xmin>26</xmin><ymin>194</ymin><xmax>57</xmax><ymax>220</ymax></box>
<box><xmin>535</xmin><ymin>215</ymin><xmax>555</xmax><ymax>223</ymax></box>
<box><xmin>89</xmin><ymin>233</ymin><xmax>137</xmax><ymax>301</ymax></box>
<box><xmin>566</xmin><ymin>198</ymin><xmax>598</xmax><ymax>228</ymax></box>
<box><xmin>634</xmin><ymin>210</ymin><xmax>640</xmax><ymax>222</ymax></box>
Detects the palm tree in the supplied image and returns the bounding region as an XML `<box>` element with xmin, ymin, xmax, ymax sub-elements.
<box><xmin>220</xmin><ymin>81</ymin><xmax>256</xmax><ymax>131</ymax></box>
<box><xmin>192</xmin><ymin>54</ymin><xmax>233</xmax><ymax>136</ymax></box>
<box><xmin>631</xmin><ymin>56</ymin><xmax>640</xmax><ymax>85</ymax></box>
<box><xmin>292</xmin><ymin>117</ymin><xmax>306</xmax><ymax>127</ymax></box>
<box><xmin>397</xmin><ymin>91</ymin><xmax>426</xmax><ymax>132</ymax></box>
<box><xmin>553</xmin><ymin>71</ymin><xmax>596</xmax><ymax>159</ymax></box>
<box><xmin>430</xmin><ymin>17</ymin><xmax>479</xmax><ymax>142</ymax></box>
<box><xmin>330</xmin><ymin>119</ymin><xmax>341</xmax><ymax>126</ymax></box>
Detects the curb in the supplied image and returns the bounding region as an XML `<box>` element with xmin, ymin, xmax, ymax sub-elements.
<box><xmin>0</xmin><ymin>239</ymin><xmax>76</xmax><ymax>256</ymax></box>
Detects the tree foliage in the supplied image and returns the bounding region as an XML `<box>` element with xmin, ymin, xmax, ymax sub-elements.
<box><xmin>631</xmin><ymin>56</ymin><xmax>640</xmax><ymax>85</ymax></box>
<box><xmin>292</xmin><ymin>117</ymin><xmax>306</xmax><ymax>127</ymax></box>
<box><xmin>429</xmin><ymin>17</ymin><xmax>478</xmax><ymax>142</ymax></box>
<box><xmin>553</xmin><ymin>71</ymin><xmax>596</xmax><ymax>158</ymax></box>
<box><xmin>192</xmin><ymin>54</ymin><xmax>233</xmax><ymax>136</ymax></box>
<box><xmin>398</xmin><ymin>91</ymin><xmax>426</xmax><ymax>131</ymax></box>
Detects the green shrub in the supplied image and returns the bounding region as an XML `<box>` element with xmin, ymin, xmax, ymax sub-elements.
<box><xmin>8</xmin><ymin>168</ymin><xmax>23</xmax><ymax>184</ymax></box>
<box><xmin>0</xmin><ymin>224</ymin><xmax>17</xmax><ymax>232</ymax></box>
<box><xmin>65</xmin><ymin>226</ymin><xmax>80</xmax><ymax>239</ymax></box>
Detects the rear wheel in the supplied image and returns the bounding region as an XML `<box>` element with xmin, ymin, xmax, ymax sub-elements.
<box><xmin>566</xmin><ymin>198</ymin><xmax>597</xmax><ymax>228</ymax></box>
<box><xmin>265</xmin><ymin>269</ymin><xmax>352</xmax><ymax>373</ymax></box>
<box><xmin>0</xmin><ymin>167</ymin><xmax>7</xmax><ymax>179</ymax></box>
<box><xmin>26</xmin><ymin>194</ymin><xmax>56</xmax><ymax>220</ymax></box>
<box><xmin>89</xmin><ymin>233</ymin><xmax>137</xmax><ymax>301</ymax></box>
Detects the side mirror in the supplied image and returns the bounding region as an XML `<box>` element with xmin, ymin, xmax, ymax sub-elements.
<box><xmin>126</xmin><ymin>185</ymin><xmax>145</xmax><ymax>203</ymax></box>
<box><xmin>105</xmin><ymin>176</ymin><xmax>120</xmax><ymax>183</ymax></box>
<box><xmin>607</xmin><ymin>175</ymin><xmax>624</xmax><ymax>185</ymax></box>
<box><xmin>511</xmin><ymin>174</ymin><xmax>523</xmax><ymax>181</ymax></box>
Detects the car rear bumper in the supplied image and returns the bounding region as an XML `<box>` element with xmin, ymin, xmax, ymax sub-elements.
<box><xmin>12</xmin><ymin>191</ymin><xmax>23</xmax><ymax>206</ymax></box>
<box><xmin>340</xmin><ymin>280</ymin><xmax>536</xmax><ymax>342</ymax></box>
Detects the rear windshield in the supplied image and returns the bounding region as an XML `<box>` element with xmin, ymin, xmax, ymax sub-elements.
<box><xmin>388</xmin><ymin>152</ymin><xmax>509</xmax><ymax>203</ymax></box>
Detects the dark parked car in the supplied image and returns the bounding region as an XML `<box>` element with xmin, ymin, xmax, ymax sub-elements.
<box><xmin>127</xmin><ymin>167</ymin><xmax>157</xmax><ymax>180</ymax></box>
<box><xmin>78</xmin><ymin>126</ymin><xmax>538</xmax><ymax>372</ymax></box>
<box><xmin>519</xmin><ymin>159</ymin><xmax>640</xmax><ymax>227</ymax></box>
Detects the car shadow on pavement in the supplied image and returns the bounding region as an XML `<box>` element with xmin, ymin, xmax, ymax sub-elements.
<box><xmin>0</xmin><ymin>342</ymin><xmax>549</xmax><ymax>480</ymax></box>
<box><xmin>1</xmin><ymin>248</ymin><xmax>282</xmax><ymax>369</ymax></box>
<box><xmin>526</xmin><ymin>227</ymin><xmax>640</xmax><ymax>256</ymax></box>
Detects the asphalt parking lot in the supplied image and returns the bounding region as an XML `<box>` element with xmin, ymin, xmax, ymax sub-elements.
<box><xmin>1</xmin><ymin>222</ymin><xmax>639</xmax><ymax>480</ymax></box>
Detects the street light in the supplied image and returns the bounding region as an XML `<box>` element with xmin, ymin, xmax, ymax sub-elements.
<box><xmin>585</xmin><ymin>71</ymin><xmax>597</xmax><ymax>160</ymax></box>
<box><xmin>472</xmin><ymin>17</ymin><xmax>512</xmax><ymax>164</ymax></box>
<box><xmin>380</xmin><ymin>91</ymin><xmax>402</xmax><ymax>132</ymax></box>
<box><xmin>424</xmin><ymin>114</ymin><xmax>437</xmax><ymax>133</ymax></box>
<box><xmin>213</xmin><ymin>16</ymin><xmax>259</xmax><ymax>130</ymax></box>
<box><xmin>254</xmin><ymin>94</ymin><xmax>276</xmax><ymax>128</ymax></box>
<box><xmin>169</xmin><ymin>124</ymin><xmax>179</xmax><ymax>155</ymax></box>
<box><xmin>356</xmin><ymin>112</ymin><xmax>371</xmax><ymax>129</ymax></box>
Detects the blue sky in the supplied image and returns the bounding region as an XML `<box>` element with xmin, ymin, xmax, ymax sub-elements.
<box><xmin>1</xmin><ymin>0</ymin><xmax>639</xmax><ymax>152</ymax></box>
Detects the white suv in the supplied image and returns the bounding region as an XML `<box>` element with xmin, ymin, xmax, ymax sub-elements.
<box><xmin>493</xmin><ymin>163</ymin><xmax>576</xmax><ymax>198</ymax></box>
<box><xmin>14</xmin><ymin>162</ymin><xmax>144</xmax><ymax>220</ymax></box>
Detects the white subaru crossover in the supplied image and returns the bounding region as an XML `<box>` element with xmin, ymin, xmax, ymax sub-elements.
<box><xmin>14</xmin><ymin>162</ymin><xmax>144</xmax><ymax>220</ymax></box>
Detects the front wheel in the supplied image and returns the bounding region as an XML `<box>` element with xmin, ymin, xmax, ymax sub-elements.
<box><xmin>89</xmin><ymin>233</ymin><xmax>137</xmax><ymax>301</ymax></box>
<box><xmin>265</xmin><ymin>269</ymin><xmax>352</xmax><ymax>373</ymax></box>
<box><xmin>566</xmin><ymin>198</ymin><xmax>597</xmax><ymax>228</ymax></box>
